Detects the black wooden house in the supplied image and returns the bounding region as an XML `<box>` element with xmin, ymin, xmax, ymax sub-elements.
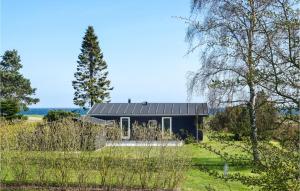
<box><xmin>87</xmin><ymin>102</ymin><xmax>209</xmax><ymax>141</ymax></box>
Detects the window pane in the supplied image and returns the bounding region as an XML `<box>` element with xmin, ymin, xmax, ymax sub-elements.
<box><xmin>122</xmin><ymin>118</ymin><xmax>129</xmax><ymax>137</ymax></box>
<box><xmin>148</xmin><ymin>120</ymin><xmax>157</xmax><ymax>127</ymax></box>
<box><xmin>163</xmin><ymin>118</ymin><xmax>171</xmax><ymax>136</ymax></box>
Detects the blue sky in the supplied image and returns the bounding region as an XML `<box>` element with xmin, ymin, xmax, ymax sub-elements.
<box><xmin>1</xmin><ymin>0</ymin><xmax>204</xmax><ymax>107</ymax></box>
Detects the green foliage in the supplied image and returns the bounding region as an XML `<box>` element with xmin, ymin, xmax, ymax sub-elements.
<box><xmin>275</xmin><ymin>120</ymin><xmax>300</xmax><ymax>151</ymax></box>
<box><xmin>0</xmin><ymin>50</ymin><xmax>39</xmax><ymax>111</ymax></box>
<box><xmin>0</xmin><ymin>99</ymin><xmax>21</xmax><ymax>120</ymax></box>
<box><xmin>255</xmin><ymin>91</ymin><xmax>279</xmax><ymax>140</ymax></box>
<box><xmin>43</xmin><ymin>110</ymin><xmax>80</xmax><ymax>122</ymax></box>
<box><xmin>72</xmin><ymin>26</ymin><xmax>113</xmax><ymax>109</ymax></box>
<box><xmin>209</xmin><ymin>91</ymin><xmax>278</xmax><ymax>140</ymax></box>
<box><xmin>185</xmin><ymin>134</ymin><xmax>197</xmax><ymax>144</ymax></box>
<box><xmin>198</xmin><ymin>131</ymin><xmax>300</xmax><ymax>191</ymax></box>
<box><xmin>210</xmin><ymin>106</ymin><xmax>250</xmax><ymax>140</ymax></box>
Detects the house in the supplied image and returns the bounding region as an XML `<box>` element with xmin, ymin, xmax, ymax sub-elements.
<box><xmin>86</xmin><ymin>101</ymin><xmax>209</xmax><ymax>141</ymax></box>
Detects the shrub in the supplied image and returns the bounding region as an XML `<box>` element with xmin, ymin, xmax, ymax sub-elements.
<box><xmin>43</xmin><ymin>110</ymin><xmax>80</xmax><ymax>122</ymax></box>
<box><xmin>0</xmin><ymin>119</ymin><xmax>190</xmax><ymax>190</ymax></box>
<box><xmin>184</xmin><ymin>134</ymin><xmax>196</xmax><ymax>144</ymax></box>
<box><xmin>209</xmin><ymin>91</ymin><xmax>278</xmax><ymax>140</ymax></box>
<box><xmin>274</xmin><ymin>120</ymin><xmax>300</xmax><ymax>151</ymax></box>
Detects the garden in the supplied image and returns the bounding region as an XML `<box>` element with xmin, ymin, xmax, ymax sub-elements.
<box><xmin>0</xmin><ymin>117</ymin><xmax>263</xmax><ymax>191</ymax></box>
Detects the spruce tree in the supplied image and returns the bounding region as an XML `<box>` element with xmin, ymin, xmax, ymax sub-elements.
<box><xmin>72</xmin><ymin>26</ymin><xmax>113</xmax><ymax>109</ymax></box>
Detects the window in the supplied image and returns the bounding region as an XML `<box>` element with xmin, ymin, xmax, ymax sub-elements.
<box><xmin>162</xmin><ymin>117</ymin><xmax>172</xmax><ymax>137</ymax></box>
<box><xmin>148</xmin><ymin>120</ymin><xmax>158</xmax><ymax>128</ymax></box>
<box><xmin>120</xmin><ymin>117</ymin><xmax>130</xmax><ymax>139</ymax></box>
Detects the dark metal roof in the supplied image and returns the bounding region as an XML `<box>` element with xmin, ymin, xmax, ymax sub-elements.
<box><xmin>87</xmin><ymin>103</ymin><xmax>208</xmax><ymax>116</ymax></box>
<box><xmin>78</xmin><ymin>116</ymin><xmax>114</xmax><ymax>125</ymax></box>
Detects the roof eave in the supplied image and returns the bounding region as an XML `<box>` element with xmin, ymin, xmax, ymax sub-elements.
<box><xmin>88</xmin><ymin>114</ymin><xmax>209</xmax><ymax>117</ymax></box>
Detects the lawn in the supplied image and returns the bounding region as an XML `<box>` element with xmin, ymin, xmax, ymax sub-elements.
<box><xmin>181</xmin><ymin>144</ymin><xmax>254</xmax><ymax>191</ymax></box>
<box><xmin>24</xmin><ymin>115</ymin><xmax>43</xmax><ymax>122</ymax></box>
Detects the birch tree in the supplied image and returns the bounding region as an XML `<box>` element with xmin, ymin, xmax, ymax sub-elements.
<box><xmin>185</xmin><ymin>0</ymin><xmax>272</xmax><ymax>164</ymax></box>
<box><xmin>258</xmin><ymin>0</ymin><xmax>299</xmax><ymax>111</ymax></box>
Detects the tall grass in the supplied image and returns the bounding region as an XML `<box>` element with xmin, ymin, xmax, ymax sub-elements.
<box><xmin>0</xmin><ymin>118</ymin><xmax>190</xmax><ymax>190</ymax></box>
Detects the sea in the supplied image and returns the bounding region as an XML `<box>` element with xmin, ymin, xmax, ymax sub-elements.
<box><xmin>20</xmin><ymin>108</ymin><xmax>87</xmax><ymax>116</ymax></box>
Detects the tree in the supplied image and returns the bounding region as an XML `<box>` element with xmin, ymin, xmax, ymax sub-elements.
<box><xmin>0</xmin><ymin>50</ymin><xmax>39</xmax><ymax>118</ymax></box>
<box><xmin>0</xmin><ymin>99</ymin><xmax>21</xmax><ymax>120</ymax></box>
<box><xmin>258</xmin><ymin>0</ymin><xmax>299</xmax><ymax>110</ymax></box>
<box><xmin>210</xmin><ymin>91</ymin><xmax>278</xmax><ymax>140</ymax></box>
<box><xmin>184</xmin><ymin>0</ymin><xmax>271</xmax><ymax>164</ymax></box>
<box><xmin>72</xmin><ymin>26</ymin><xmax>113</xmax><ymax>109</ymax></box>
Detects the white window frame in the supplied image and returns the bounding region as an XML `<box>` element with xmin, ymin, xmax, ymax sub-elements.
<box><xmin>162</xmin><ymin>117</ymin><xmax>172</xmax><ymax>137</ymax></box>
<box><xmin>120</xmin><ymin>117</ymin><xmax>130</xmax><ymax>139</ymax></box>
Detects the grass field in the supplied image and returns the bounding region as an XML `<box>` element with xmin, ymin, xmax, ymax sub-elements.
<box><xmin>181</xmin><ymin>144</ymin><xmax>254</xmax><ymax>191</ymax></box>
<box><xmin>24</xmin><ymin>115</ymin><xmax>43</xmax><ymax>122</ymax></box>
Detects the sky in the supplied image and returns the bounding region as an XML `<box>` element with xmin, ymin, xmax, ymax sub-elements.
<box><xmin>1</xmin><ymin>0</ymin><xmax>204</xmax><ymax>108</ymax></box>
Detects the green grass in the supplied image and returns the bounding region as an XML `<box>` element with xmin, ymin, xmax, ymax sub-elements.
<box><xmin>24</xmin><ymin>115</ymin><xmax>43</xmax><ymax>117</ymax></box>
<box><xmin>181</xmin><ymin>144</ymin><xmax>254</xmax><ymax>191</ymax></box>
<box><xmin>1</xmin><ymin>141</ymin><xmax>256</xmax><ymax>191</ymax></box>
<box><xmin>24</xmin><ymin>115</ymin><xmax>43</xmax><ymax>122</ymax></box>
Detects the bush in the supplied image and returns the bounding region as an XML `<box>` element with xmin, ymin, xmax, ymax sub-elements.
<box><xmin>209</xmin><ymin>91</ymin><xmax>278</xmax><ymax>140</ymax></box>
<box><xmin>0</xmin><ymin>119</ymin><xmax>190</xmax><ymax>190</ymax></box>
<box><xmin>43</xmin><ymin>110</ymin><xmax>80</xmax><ymax>122</ymax></box>
<box><xmin>209</xmin><ymin>106</ymin><xmax>251</xmax><ymax>140</ymax></box>
<box><xmin>184</xmin><ymin>134</ymin><xmax>196</xmax><ymax>144</ymax></box>
<box><xmin>274</xmin><ymin>120</ymin><xmax>300</xmax><ymax>151</ymax></box>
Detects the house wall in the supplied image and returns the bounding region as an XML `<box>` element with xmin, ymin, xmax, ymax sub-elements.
<box><xmin>89</xmin><ymin>115</ymin><xmax>204</xmax><ymax>141</ymax></box>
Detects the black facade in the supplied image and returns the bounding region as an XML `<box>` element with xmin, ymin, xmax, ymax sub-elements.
<box><xmin>87</xmin><ymin>102</ymin><xmax>208</xmax><ymax>141</ymax></box>
<box><xmin>88</xmin><ymin>115</ymin><xmax>204</xmax><ymax>140</ymax></box>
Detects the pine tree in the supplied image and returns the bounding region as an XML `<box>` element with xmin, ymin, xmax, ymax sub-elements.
<box><xmin>0</xmin><ymin>50</ymin><xmax>39</xmax><ymax>115</ymax></box>
<box><xmin>72</xmin><ymin>26</ymin><xmax>113</xmax><ymax>109</ymax></box>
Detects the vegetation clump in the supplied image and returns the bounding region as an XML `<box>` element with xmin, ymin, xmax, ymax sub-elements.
<box><xmin>0</xmin><ymin>119</ymin><xmax>190</xmax><ymax>190</ymax></box>
<box><xmin>209</xmin><ymin>91</ymin><xmax>278</xmax><ymax>140</ymax></box>
<box><xmin>43</xmin><ymin>110</ymin><xmax>80</xmax><ymax>122</ymax></box>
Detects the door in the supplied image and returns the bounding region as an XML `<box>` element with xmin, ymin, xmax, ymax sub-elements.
<box><xmin>162</xmin><ymin>117</ymin><xmax>172</xmax><ymax>138</ymax></box>
<box><xmin>120</xmin><ymin>117</ymin><xmax>130</xmax><ymax>139</ymax></box>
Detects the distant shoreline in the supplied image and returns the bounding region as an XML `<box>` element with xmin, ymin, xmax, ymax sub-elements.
<box><xmin>20</xmin><ymin>108</ymin><xmax>87</xmax><ymax>116</ymax></box>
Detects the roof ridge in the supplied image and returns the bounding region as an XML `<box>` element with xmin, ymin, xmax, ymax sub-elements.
<box><xmin>88</xmin><ymin>102</ymin><xmax>209</xmax><ymax>116</ymax></box>
<box><xmin>92</xmin><ymin>102</ymin><xmax>207</xmax><ymax>104</ymax></box>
